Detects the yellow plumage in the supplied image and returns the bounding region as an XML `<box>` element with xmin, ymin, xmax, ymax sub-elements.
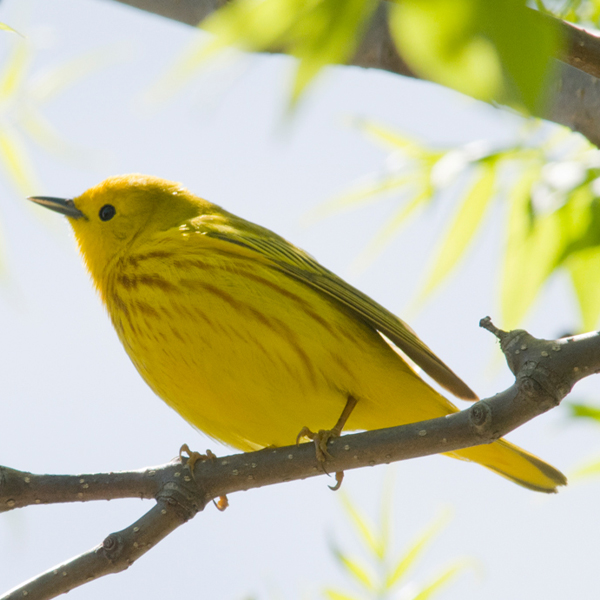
<box><xmin>29</xmin><ymin>174</ymin><xmax>566</xmax><ymax>492</ymax></box>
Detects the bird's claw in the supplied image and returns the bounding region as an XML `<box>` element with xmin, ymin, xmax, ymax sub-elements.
<box><xmin>296</xmin><ymin>426</ymin><xmax>337</xmax><ymax>463</ymax></box>
<box><xmin>329</xmin><ymin>471</ymin><xmax>344</xmax><ymax>491</ymax></box>
<box><xmin>179</xmin><ymin>443</ymin><xmax>217</xmax><ymax>480</ymax></box>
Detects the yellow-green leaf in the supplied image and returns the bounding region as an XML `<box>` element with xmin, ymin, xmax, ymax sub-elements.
<box><xmin>419</xmin><ymin>158</ymin><xmax>497</xmax><ymax>298</ymax></box>
<box><xmin>339</xmin><ymin>493</ymin><xmax>381</xmax><ymax>558</ymax></box>
<box><xmin>0</xmin><ymin>22</ymin><xmax>24</xmax><ymax>37</ymax></box>
<box><xmin>354</xmin><ymin>186</ymin><xmax>432</xmax><ymax>272</ymax></box>
<box><xmin>356</xmin><ymin>120</ymin><xmax>443</xmax><ymax>159</ymax></box>
<box><xmin>572</xmin><ymin>458</ymin><xmax>600</xmax><ymax>479</ymax></box>
<box><xmin>0</xmin><ymin>127</ymin><xmax>40</xmax><ymax>196</ymax></box>
<box><xmin>324</xmin><ymin>590</ymin><xmax>362</xmax><ymax>600</ymax></box>
<box><xmin>0</xmin><ymin>42</ymin><xmax>29</xmax><ymax>101</ymax></box>
<box><xmin>501</xmin><ymin>163</ymin><xmax>550</xmax><ymax>328</ymax></box>
<box><xmin>389</xmin><ymin>0</ymin><xmax>503</xmax><ymax>102</ymax></box>
<box><xmin>409</xmin><ymin>561</ymin><xmax>469</xmax><ymax>600</ymax></box>
<box><xmin>567</xmin><ymin>402</ymin><xmax>600</xmax><ymax>423</ymax></box>
<box><xmin>386</xmin><ymin>509</ymin><xmax>451</xmax><ymax>589</ymax></box>
<box><xmin>330</xmin><ymin>545</ymin><xmax>376</xmax><ymax>590</ymax></box>
<box><xmin>567</xmin><ymin>246</ymin><xmax>600</xmax><ymax>331</ymax></box>
<box><xmin>389</xmin><ymin>0</ymin><xmax>562</xmax><ymax>112</ymax></box>
<box><xmin>201</xmin><ymin>0</ymin><xmax>378</xmax><ymax>102</ymax></box>
<box><xmin>305</xmin><ymin>174</ymin><xmax>415</xmax><ymax>224</ymax></box>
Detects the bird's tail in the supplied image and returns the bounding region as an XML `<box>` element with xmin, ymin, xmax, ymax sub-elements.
<box><xmin>445</xmin><ymin>439</ymin><xmax>567</xmax><ymax>493</ymax></box>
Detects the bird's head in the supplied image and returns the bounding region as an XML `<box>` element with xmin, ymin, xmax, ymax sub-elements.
<box><xmin>29</xmin><ymin>174</ymin><xmax>208</xmax><ymax>282</ymax></box>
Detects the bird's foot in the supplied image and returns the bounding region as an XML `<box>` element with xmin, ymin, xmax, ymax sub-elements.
<box><xmin>179</xmin><ymin>444</ymin><xmax>228</xmax><ymax>510</ymax></box>
<box><xmin>296</xmin><ymin>426</ymin><xmax>338</xmax><ymax>463</ymax></box>
<box><xmin>296</xmin><ymin>428</ymin><xmax>345</xmax><ymax>489</ymax></box>
<box><xmin>179</xmin><ymin>443</ymin><xmax>217</xmax><ymax>478</ymax></box>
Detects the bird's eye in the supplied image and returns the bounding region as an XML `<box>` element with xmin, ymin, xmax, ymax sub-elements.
<box><xmin>99</xmin><ymin>204</ymin><xmax>116</xmax><ymax>221</ymax></box>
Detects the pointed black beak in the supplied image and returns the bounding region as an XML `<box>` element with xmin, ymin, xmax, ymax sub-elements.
<box><xmin>27</xmin><ymin>196</ymin><xmax>86</xmax><ymax>219</ymax></box>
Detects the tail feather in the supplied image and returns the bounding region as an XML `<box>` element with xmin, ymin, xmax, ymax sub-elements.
<box><xmin>446</xmin><ymin>439</ymin><xmax>567</xmax><ymax>493</ymax></box>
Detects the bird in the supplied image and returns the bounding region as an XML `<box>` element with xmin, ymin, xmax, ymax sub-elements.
<box><xmin>28</xmin><ymin>174</ymin><xmax>566</xmax><ymax>492</ymax></box>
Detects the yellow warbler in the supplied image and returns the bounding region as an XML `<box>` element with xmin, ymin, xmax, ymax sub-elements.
<box><xmin>29</xmin><ymin>174</ymin><xmax>566</xmax><ymax>492</ymax></box>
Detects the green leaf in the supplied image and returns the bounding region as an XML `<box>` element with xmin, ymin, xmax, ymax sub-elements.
<box><xmin>330</xmin><ymin>544</ymin><xmax>376</xmax><ymax>591</ymax></box>
<box><xmin>409</xmin><ymin>561</ymin><xmax>469</xmax><ymax>600</ymax></box>
<box><xmin>305</xmin><ymin>174</ymin><xmax>416</xmax><ymax>223</ymax></box>
<box><xmin>386</xmin><ymin>509</ymin><xmax>451</xmax><ymax>588</ymax></box>
<box><xmin>353</xmin><ymin>186</ymin><xmax>433</xmax><ymax>272</ymax></box>
<box><xmin>567</xmin><ymin>402</ymin><xmax>600</xmax><ymax>423</ymax></box>
<box><xmin>503</xmin><ymin>174</ymin><xmax>599</xmax><ymax>329</ymax></box>
<box><xmin>389</xmin><ymin>0</ymin><xmax>562</xmax><ymax>112</ymax></box>
<box><xmin>484</xmin><ymin>2</ymin><xmax>562</xmax><ymax>112</ymax></box>
<box><xmin>201</xmin><ymin>0</ymin><xmax>378</xmax><ymax>101</ymax></box>
<box><xmin>0</xmin><ymin>127</ymin><xmax>40</xmax><ymax>196</ymax></box>
<box><xmin>0</xmin><ymin>42</ymin><xmax>29</xmax><ymax>101</ymax></box>
<box><xmin>572</xmin><ymin>458</ymin><xmax>600</xmax><ymax>479</ymax></box>
<box><xmin>567</xmin><ymin>246</ymin><xmax>600</xmax><ymax>331</ymax></box>
<box><xmin>377</xmin><ymin>470</ymin><xmax>395</xmax><ymax>561</ymax></box>
<box><xmin>390</xmin><ymin>0</ymin><xmax>503</xmax><ymax>102</ymax></box>
<box><xmin>419</xmin><ymin>157</ymin><xmax>498</xmax><ymax>298</ymax></box>
<box><xmin>339</xmin><ymin>493</ymin><xmax>381</xmax><ymax>559</ymax></box>
<box><xmin>323</xmin><ymin>590</ymin><xmax>362</xmax><ymax>600</ymax></box>
<box><xmin>501</xmin><ymin>162</ymin><xmax>553</xmax><ymax>328</ymax></box>
<box><xmin>356</xmin><ymin>120</ymin><xmax>443</xmax><ymax>159</ymax></box>
<box><xmin>0</xmin><ymin>22</ymin><xmax>24</xmax><ymax>37</ymax></box>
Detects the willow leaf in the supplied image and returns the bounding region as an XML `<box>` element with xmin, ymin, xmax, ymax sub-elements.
<box><xmin>420</xmin><ymin>158</ymin><xmax>497</xmax><ymax>298</ymax></box>
<box><xmin>385</xmin><ymin>510</ymin><xmax>451</xmax><ymax>589</ymax></box>
<box><xmin>339</xmin><ymin>493</ymin><xmax>380</xmax><ymax>559</ymax></box>
<box><xmin>389</xmin><ymin>0</ymin><xmax>561</xmax><ymax>112</ymax></box>
<box><xmin>501</xmin><ymin>163</ymin><xmax>551</xmax><ymax>328</ymax></box>
<box><xmin>567</xmin><ymin>246</ymin><xmax>600</xmax><ymax>331</ymax></box>
<box><xmin>324</xmin><ymin>590</ymin><xmax>362</xmax><ymax>600</ymax></box>
<box><xmin>0</xmin><ymin>22</ymin><xmax>24</xmax><ymax>37</ymax></box>
<box><xmin>409</xmin><ymin>561</ymin><xmax>469</xmax><ymax>600</ymax></box>
<box><xmin>330</xmin><ymin>545</ymin><xmax>376</xmax><ymax>591</ymax></box>
<box><xmin>201</xmin><ymin>0</ymin><xmax>377</xmax><ymax>102</ymax></box>
<box><xmin>567</xmin><ymin>402</ymin><xmax>600</xmax><ymax>423</ymax></box>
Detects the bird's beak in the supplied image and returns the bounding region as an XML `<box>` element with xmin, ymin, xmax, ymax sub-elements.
<box><xmin>27</xmin><ymin>196</ymin><xmax>86</xmax><ymax>219</ymax></box>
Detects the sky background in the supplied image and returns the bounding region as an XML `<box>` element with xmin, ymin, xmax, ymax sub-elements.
<box><xmin>1</xmin><ymin>1</ymin><xmax>599</xmax><ymax>599</ymax></box>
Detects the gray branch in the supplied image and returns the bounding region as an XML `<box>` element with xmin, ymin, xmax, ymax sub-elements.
<box><xmin>105</xmin><ymin>0</ymin><xmax>600</xmax><ymax>146</ymax></box>
<box><xmin>1</xmin><ymin>320</ymin><xmax>599</xmax><ymax>600</ymax></box>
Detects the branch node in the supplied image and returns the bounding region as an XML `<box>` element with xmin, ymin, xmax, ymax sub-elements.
<box><xmin>469</xmin><ymin>400</ymin><xmax>493</xmax><ymax>434</ymax></box>
<box><xmin>155</xmin><ymin>478</ymin><xmax>207</xmax><ymax>522</ymax></box>
<box><xmin>101</xmin><ymin>533</ymin><xmax>127</xmax><ymax>564</ymax></box>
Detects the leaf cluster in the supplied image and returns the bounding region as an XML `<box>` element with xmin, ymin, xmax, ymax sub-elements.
<box><xmin>198</xmin><ymin>0</ymin><xmax>562</xmax><ymax>111</ymax></box>
<box><xmin>317</xmin><ymin>120</ymin><xmax>600</xmax><ymax>331</ymax></box>
<box><xmin>324</xmin><ymin>478</ymin><xmax>468</xmax><ymax>600</ymax></box>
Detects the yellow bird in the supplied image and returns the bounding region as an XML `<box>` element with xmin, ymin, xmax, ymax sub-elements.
<box><xmin>29</xmin><ymin>174</ymin><xmax>566</xmax><ymax>492</ymax></box>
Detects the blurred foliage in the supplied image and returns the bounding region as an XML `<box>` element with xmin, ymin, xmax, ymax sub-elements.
<box><xmin>541</xmin><ymin>0</ymin><xmax>600</xmax><ymax>24</ymax></box>
<box><xmin>201</xmin><ymin>0</ymin><xmax>378</xmax><ymax>104</ymax></box>
<box><xmin>0</xmin><ymin>22</ymin><xmax>23</xmax><ymax>37</ymax></box>
<box><xmin>0</xmin><ymin>38</ymin><xmax>127</xmax><ymax>197</ymax></box>
<box><xmin>568</xmin><ymin>402</ymin><xmax>600</xmax><ymax>422</ymax></box>
<box><xmin>159</xmin><ymin>0</ymin><xmax>565</xmax><ymax>112</ymax></box>
<box><xmin>566</xmin><ymin>401</ymin><xmax>600</xmax><ymax>478</ymax></box>
<box><xmin>313</xmin><ymin>120</ymin><xmax>600</xmax><ymax>332</ymax></box>
<box><xmin>323</xmin><ymin>479</ymin><xmax>470</xmax><ymax>600</ymax></box>
<box><xmin>389</xmin><ymin>0</ymin><xmax>561</xmax><ymax>112</ymax></box>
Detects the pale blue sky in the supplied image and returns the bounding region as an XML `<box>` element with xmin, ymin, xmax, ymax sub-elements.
<box><xmin>1</xmin><ymin>1</ymin><xmax>599</xmax><ymax>599</ymax></box>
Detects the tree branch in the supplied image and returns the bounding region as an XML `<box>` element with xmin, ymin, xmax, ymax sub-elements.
<box><xmin>104</xmin><ymin>0</ymin><xmax>600</xmax><ymax>145</ymax></box>
<box><xmin>2</xmin><ymin>320</ymin><xmax>599</xmax><ymax>600</ymax></box>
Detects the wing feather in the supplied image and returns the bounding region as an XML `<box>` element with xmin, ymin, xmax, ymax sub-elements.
<box><xmin>196</xmin><ymin>212</ymin><xmax>478</xmax><ymax>401</ymax></box>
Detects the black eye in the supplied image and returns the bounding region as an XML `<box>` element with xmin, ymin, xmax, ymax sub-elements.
<box><xmin>99</xmin><ymin>204</ymin><xmax>116</xmax><ymax>221</ymax></box>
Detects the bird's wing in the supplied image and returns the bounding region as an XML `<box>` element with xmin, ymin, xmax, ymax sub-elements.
<box><xmin>197</xmin><ymin>212</ymin><xmax>477</xmax><ymax>401</ymax></box>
